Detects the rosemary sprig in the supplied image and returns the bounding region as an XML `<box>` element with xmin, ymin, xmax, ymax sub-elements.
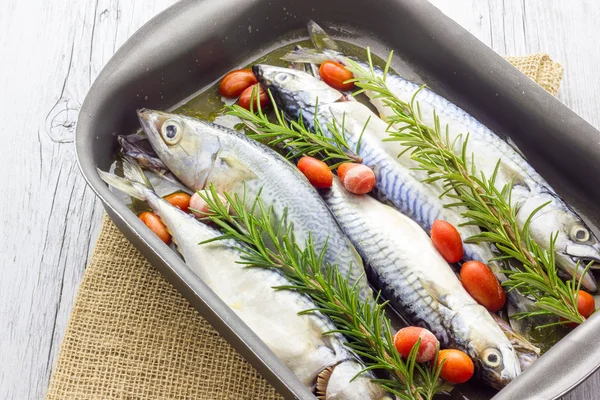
<box><xmin>345</xmin><ymin>49</ymin><xmax>586</xmax><ymax>325</ymax></box>
<box><xmin>199</xmin><ymin>185</ymin><xmax>450</xmax><ymax>400</ymax></box>
<box><xmin>227</xmin><ymin>89</ymin><xmax>362</xmax><ymax>168</ymax></box>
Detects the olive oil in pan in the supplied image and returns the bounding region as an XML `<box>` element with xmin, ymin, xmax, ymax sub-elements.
<box><xmin>175</xmin><ymin>40</ymin><xmax>388</xmax><ymax>120</ymax></box>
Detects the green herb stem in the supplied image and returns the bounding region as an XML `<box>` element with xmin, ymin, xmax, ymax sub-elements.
<box><xmin>345</xmin><ymin>50</ymin><xmax>585</xmax><ymax>325</ymax></box>
<box><xmin>199</xmin><ymin>185</ymin><xmax>450</xmax><ymax>399</ymax></box>
<box><xmin>227</xmin><ymin>90</ymin><xmax>362</xmax><ymax>168</ymax></box>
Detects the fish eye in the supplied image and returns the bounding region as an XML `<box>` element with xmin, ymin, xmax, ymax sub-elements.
<box><xmin>482</xmin><ymin>348</ymin><xmax>502</xmax><ymax>369</ymax></box>
<box><xmin>570</xmin><ymin>225</ymin><xmax>591</xmax><ymax>243</ymax></box>
<box><xmin>161</xmin><ymin>119</ymin><xmax>183</xmax><ymax>145</ymax></box>
<box><xmin>275</xmin><ymin>73</ymin><xmax>289</xmax><ymax>83</ymax></box>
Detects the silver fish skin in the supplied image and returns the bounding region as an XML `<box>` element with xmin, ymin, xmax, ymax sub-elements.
<box><xmin>254</xmin><ymin>64</ymin><xmax>544</xmax><ymax>336</ymax></box>
<box><xmin>254</xmin><ymin>65</ymin><xmax>496</xmax><ymax>270</ymax></box>
<box><xmin>320</xmin><ymin>177</ymin><xmax>521</xmax><ymax>389</ymax></box>
<box><xmin>98</xmin><ymin>162</ymin><xmax>391</xmax><ymax>400</ymax></box>
<box><xmin>281</xmin><ymin>33</ymin><xmax>600</xmax><ymax>291</ymax></box>
<box><xmin>136</xmin><ymin>109</ymin><xmax>372</xmax><ymax>302</ymax></box>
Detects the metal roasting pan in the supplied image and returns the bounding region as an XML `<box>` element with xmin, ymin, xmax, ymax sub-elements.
<box><xmin>75</xmin><ymin>0</ymin><xmax>600</xmax><ymax>398</ymax></box>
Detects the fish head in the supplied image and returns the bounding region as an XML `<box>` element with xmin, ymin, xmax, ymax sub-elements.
<box><xmin>517</xmin><ymin>191</ymin><xmax>600</xmax><ymax>292</ymax></box>
<box><xmin>137</xmin><ymin>109</ymin><xmax>230</xmax><ymax>191</ymax></box>
<box><xmin>490</xmin><ymin>312</ymin><xmax>540</xmax><ymax>371</ymax></box>
<box><xmin>458</xmin><ymin>305</ymin><xmax>521</xmax><ymax>389</ymax></box>
<box><xmin>318</xmin><ymin>360</ymin><xmax>393</xmax><ymax>400</ymax></box>
<box><xmin>252</xmin><ymin>64</ymin><xmax>343</xmax><ymax>118</ymax></box>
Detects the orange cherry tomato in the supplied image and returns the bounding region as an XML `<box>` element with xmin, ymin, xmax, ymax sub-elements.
<box><xmin>165</xmin><ymin>192</ymin><xmax>191</xmax><ymax>213</ymax></box>
<box><xmin>437</xmin><ymin>349</ymin><xmax>474</xmax><ymax>384</ymax></box>
<box><xmin>297</xmin><ymin>156</ymin><xmax>333</xmax><ymax>189</ymax></box>
<box><xmin>219</xmin><ymin>69</ymin><xmax>258</xmax><ymax>98</ymax></box>
<box><xmin>340</xmin><ymin>164</ymin><xmax>376</xmax><ymax>194</ymax></box>
<box><xmin>319</xmin><ymin>60</ymin><xmax>355</xmax><ymax>91</ymax></box>
<box><xmin>460</xmin><ymin>260</ymin><xmax>506</xmax><ymax>312</ymax></box>
<box><xmin>577</xmin><ymin>290</ymin><xmax>595</xmax><ymax>318</ymax></box>
<box><xmin>238</xmin><ymin>84</ymin><xmax>269</xmax><ymax>111</ymax></box>
<box><xmin>337</xmin><ymin>162</ymin><xmax>359</xmax><ymax>183</ymax></box>
<box><xmin>139</xmin><ymin>211</ymin><xmax>171</xmax><ymax>244</ymax></box>
<box><xmin>430</xmin><ymin>220</ymin><xmax>464</xmax><ymax>263</ymax></box>
<box><xmin>393</xmin><ymin>326</ymin><xmax>439</xmax><ymax>363</ymax></box>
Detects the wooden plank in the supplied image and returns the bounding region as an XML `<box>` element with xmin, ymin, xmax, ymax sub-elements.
<box><xmin>1</xmin><ymin>0</ymin><xmax>599</xmax><ymax>399</ymax></box>
<box><xmin>0</xmin><ymin>1</ymin><xmax>174</xmax><ymax>399</ymax></box>
<box><xmin>430</xmin><ymin>0</ymin><xmax>600</xmax><ymax>130</ymax></box>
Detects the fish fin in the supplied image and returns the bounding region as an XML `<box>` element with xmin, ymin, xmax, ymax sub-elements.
<box><xmin>418</xmin><ymin>277</ymin><xmax>451</xmax><ymax>309</ymax></box>
<box><xmin>122</xmin><ymin>155</ymin><xmax>152</xmax><ymax>186</ymax></box>
<box><xmin>281</xmin><ymin>48</ymin><xmax>337</xmax><ymax>65</ymax></box>
<box><xmin>220</xmin><ymin>155</ymin><xmax>258</xmax><ymax>181</ymax></box>
<box><xmin>497</xmin><ymin>160</ymin><xmax>529</xmax><ymax>188</ymax></box>
<box><xmin>307</xmin><ymin>20</ymin><xmax>339</xmax><ymax>51</ymax></box>
<box><xmin>97</xmin><ymin>168</ymin><xmax>147</xmax><ymax>201</ymax></box>
<box><xmin>315</xmin><ymin>365</ymin><xmax>334</xmax><ymax>399</ymax></box>
<box><xmin>505</xmin><ymin>136</ymin><xmax>527</xmax><ymax>160</ymax></box>
<box><xmin>98</xmin><ymin>157</ymin><xmax>153</xmax><ymax>201</ymax></box>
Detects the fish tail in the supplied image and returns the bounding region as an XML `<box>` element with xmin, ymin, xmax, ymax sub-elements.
<box><xmin>97</xmin><ymin>157</ymin><xmax>152</xmax><ymax>201</ymax></box>
<box><xmin>122</xmin><ymin>155</ymin><xmax>152</xmax><ymax>186</ymax></box>
<box><xmin>307</xmin><ymin>20</ymin><xmax>339</xmax><ymax>51</ymax></box>
<box><xmin>281</xmin><ymin>47</ymin><xmax>336</xmax><ymax>65</ymax></box>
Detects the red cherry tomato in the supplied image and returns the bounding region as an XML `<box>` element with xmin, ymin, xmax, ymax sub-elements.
<box><xmin>219</xmin><ymin>69</ymin><xmax>258</xmax><ymax>98</ymax></box>
<box><xmin>577</xmin><ymin>290</ymin><xmax>595</xmax><ymax>318</ymax></box>
<box><xmin>319</xmin><ymin>60</ymin><xmax>355</xmax><ymax>91</ymax></box>
<box><xmin>238</xmin><ymin>84</ymin><xmax>269</xmax><ymax>110</ymax></box>
<box><xmin>393</xmin><ymin>327</ymin><xmax>439</xmax><ymax>363</ymax></box>
<box><xmin>430</xmin><ymin>220</ymin><xmax>464</xmax><ymax>263</ymax></box>
<box><xmin>139</xmin><ymin>211</ymin><xmax>171</xmax><ymax>244</ymax></box>
<box><xmin>460</xmin><ymin>261</ymin><xmax>506</xmax><ymax>312</ymax></box>
<box><xmin>337</xmin><ymin>163</ymin><xmax>359</xmax><ymax>182</ymax></box>
<box><xmin>297</xmin><ymin>156</ymin><xmax>333</xmax><ymax>189</ymax></box>
<box><xmin>164</xmin><ymin>192</ymin><xmax>191</xmax><ymax>213</ymax></box>
<box><xmin>337</xmin><ymin>163</ymin><xmax>376</xmax><ymax>195</ymax></box>
<box><xmin>437</xmin><ymin>349</ymin><xmax>474</xmax><ymax>384</ymax></box>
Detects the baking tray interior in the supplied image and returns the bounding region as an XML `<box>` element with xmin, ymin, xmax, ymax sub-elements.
<box><xmin>76</xmin><ymin>0</ymin><xmax>600</xmax><ymax>398</ymax></box>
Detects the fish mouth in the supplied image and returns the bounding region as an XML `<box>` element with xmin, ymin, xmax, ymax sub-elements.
<box><xmin>570</xmin><ymin>256</ymin><xmax>600</xmax><ymax>269</ymax></box>
<box><xmin>137</xmin><ymin>108</ymin><xmax>169</xmax><ymax>133</ymax></box>
<box><xmin>556</xmin><ymin>252</ymin><xmax>598</xmax><ymax>292</ymax></box>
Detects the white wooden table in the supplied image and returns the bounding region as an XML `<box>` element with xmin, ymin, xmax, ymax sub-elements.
<box><xmin>1</xmin><ymin>1</ymin><xmax>598</xmax><ymax>399</ymax></box>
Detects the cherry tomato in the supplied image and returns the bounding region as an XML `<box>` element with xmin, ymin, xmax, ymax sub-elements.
<box><xmin>219</xmin><ymin>69</ymin><xmax>258</xmax><ymax>98</ymax></box>
<box><xmin>139</xmin><ymin>211</ymin><xmax>171</xmax><ymax>244</ymax></box>
<box><xmin>319</xmin><ymin>60</ymin><xmax>355</xmax><ymax>91</ymax></box>
<box><xmin>337</xmin><ymin>163</ymin><xmax>359</xmax><ymax>183</ymax></box>
<box><xmin>189</xmin><ymin>191</ymin><xmax>230</xmax><ymax>217</ymax></box>
<box><xmin>577</xmin><ymin>290</ymin><xmax>595</xmax><ymax>318</ymax></box>
<box><xmin>436</xmin><ymin>349</ymin><xmax>474</xmax><ymax>384</ymax></box>
<box><xmin>430</xmin><ymin>220</ymin><xmax>464</xmax><ymax>263</ymax></box>
<box><xmin>165</xmin><ymin>192</ymin><xmax>191</xmax><ymax>213</ymax></box>
<box><xmin>340</xmin><ymin>163</ymin><xmax>376</xmax><ymax>194</ymax></box>
<box><xmin>460</xmin><ymin>260</ymin><xmax>506</xmax><ymax>312</ymax></box>
<box><xmin>238</xmin><ymin>84</ymin><xmax>269</xmax><ymax>111</ymax></box>
<box><xmin>393</xmin><ymin>326</ymin><xmax>439</xmax><ymax>363</ymax></box>
<box><xmin>297</xmin><ymin>156</ymin><xmax>333</xmax><ymax>189</ymax></box>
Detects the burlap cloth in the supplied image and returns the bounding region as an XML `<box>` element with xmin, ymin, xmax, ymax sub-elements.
<box><xmin>46</xmin><ymin>54</ymin><xmax>563</xmax><ymax>400</ymax></box>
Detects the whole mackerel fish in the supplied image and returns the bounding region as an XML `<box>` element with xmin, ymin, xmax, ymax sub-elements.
<box><xmin>97</xmin><ymin>160</ymin><xmax>389</xmax><ymax>400</ymax></box>
<box><xmin>320</xmin><ymin>177</ymin><xmax>522</xmax><ymax>389</ymax></box>
<box><xmin>137</xmin><ymin>109</ymin><xmax>372</xmax><ymax>301</ymax></box>
<box><xmin>254</xmin><ymin>65</ymin><xmax>546</xmax><ymax>335</ymax></box>
<box><xmin>254</xmin><ymin>67</ymin><xmax>496</xmax><ymax>272</ymax></box>
<box><xmin>281</xmin><ymin>21</ymin><xmax>600</xmax><ymax>292</ymax></box>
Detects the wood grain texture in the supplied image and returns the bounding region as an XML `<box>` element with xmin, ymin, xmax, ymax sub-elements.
<box><xmin>0</xmin><ymin>1</ymin><xmax>173</xmax><ymax>399</ymax></box>
<box><xmin>0</xmin><ymin>0</ymin><xmax>598</xmax><ymax>399</ymax></box>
